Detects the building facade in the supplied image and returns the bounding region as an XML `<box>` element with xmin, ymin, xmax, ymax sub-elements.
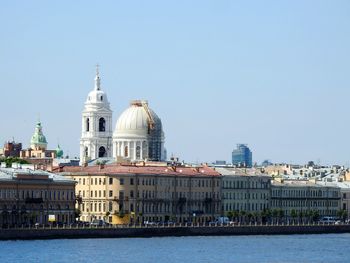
<box><xmin>60</xmin><ymin>164</ymin><xmax>221</xmax><ymax>224</ymax></box>
<box><xmin>0</xmin><ymin>166</ymin><xmax>76</xmax><ymax>226</ymax></box>
<box><xmin>271</xmin><ymin>179</ymin><xmax>341</xmax><ymax>219</ymax></box>
<box><xmin>80</xmin><ymin>67</ymin><xmax>113</xmax><ymax>164</ymax></box>
<box><xmin>218</xmin><ymin>168</ymin><xmax>271</xmax><ymax>216</ymax></box>
<box><xmin>0</xmin><ymin>141</ymin><xmax>22</xmax><ymax>158</ymax></box>
<box><xmin>232</xmin><ymin>144</ymin><xmax>252</xmax><ymax>167</ymax></box>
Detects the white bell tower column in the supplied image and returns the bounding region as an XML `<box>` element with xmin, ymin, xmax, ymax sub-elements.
<box><xmin>80</xmin><ymin>65</ymin><xmax>113</xmax><ymax>165</ymax></box>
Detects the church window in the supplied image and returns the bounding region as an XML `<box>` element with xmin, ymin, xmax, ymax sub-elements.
<box><xmin>124</xmin><ymin>146</ymin><xmax>129</xmax><ymax>157</ymax></box>
<box><xmin>99</xmin><ymin>118</ymin><xmax>106</xmax><ymax>132</ymax></box>
<box><xmin>86</xmin><ymin>118</ymin><xmax>90</xmax><ymax>132</ymax></box>
<box><xmin>98</xmin><ymin>146</ymin><xmax>106</xmax><ymax>157</ymax></box>
<box><xmin>100</xmin><ymin>96</ymin><xmax>103</xmax><ymax>101</ymax></box>
<box><xmin>136</xmin><ymin>146</ymin><xmax>141</xmax><ymax>159</ymax></box>
<box><xmin>84</xmin><ymin>147</ymin><xmax>88</xmax><ymax>157</ymax></box>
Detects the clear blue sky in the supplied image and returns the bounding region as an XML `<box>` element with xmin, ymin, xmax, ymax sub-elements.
<box><xmin>1</xmin><ymin>0</ymin><xmax>350</xmax><ymax>165</ymax></box>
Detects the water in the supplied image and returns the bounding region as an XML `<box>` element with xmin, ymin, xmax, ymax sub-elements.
<box><xmin>0</xmin><ymin>234</ymin><xmax>348</xmax><ymax>263</ymax></box>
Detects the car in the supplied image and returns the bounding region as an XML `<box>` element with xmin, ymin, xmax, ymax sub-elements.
<box><xmin>319</xmin><ymin>216</ymin><xmax>337</xmax><ymax>224</ymax></box>
<box><xmin>144</xmin><ymin>221</ymin><xmax>158</xmax><ymax>226</ymax></box>
<box><xmin>90</xmin><ymin>219</ymin><xmax>109</xmax><ymax>227</ymax></box>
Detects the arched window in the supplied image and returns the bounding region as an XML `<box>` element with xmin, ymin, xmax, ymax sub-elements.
<box><xmin>99</xmin><ymin>117</ymin><xmax>105</xmax><ymax>132</ymax></box>
<box><xmin>86</xmin><ymin>118</ymin><xmax>90</xmax><ymax>132</ymax></box>
<box><xmin>98</xmin><ymin>146</ymin><xmax>106</xmax><ymax>157</ymax></box>
<box><xmin>84</xmin><ymin>147</ymin><xmax>88</xmax><ymax>157</ymax></box>
<box><xmin>136</xmin><ymin>146</ymin><xmax>141</xmax><ymax>159</ymax></box>
<box><xmin>124</xmin><ymin>146</ymin><xmax>129</xmax><ymax>157</ymax></box>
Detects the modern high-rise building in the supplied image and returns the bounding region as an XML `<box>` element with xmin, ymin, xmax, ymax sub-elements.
<box><xmin>232</xmin><ymin>144</ymin><xmax>252</xmax><ymax>167</ymax></box>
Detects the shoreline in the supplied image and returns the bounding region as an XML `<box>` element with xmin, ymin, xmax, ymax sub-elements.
<box><xmin>1</xmin><ymin>225</ymin><xmax>350</xmax><ymax>240</ymax></box>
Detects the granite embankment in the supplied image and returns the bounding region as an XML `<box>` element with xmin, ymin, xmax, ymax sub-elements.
<box><xmin>1</xmin><ymin>225</ymin><xmax>350</xmax><ymax>240</ymax></box>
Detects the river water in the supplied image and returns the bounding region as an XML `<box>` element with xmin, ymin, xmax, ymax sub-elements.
<box><xmin>0</xmin><ymin>234</ymin><xmax>348</xmax><ymax>262</ymax></box>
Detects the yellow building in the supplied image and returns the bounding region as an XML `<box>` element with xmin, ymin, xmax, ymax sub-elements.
<box><xmin>59</xmin><ymin>163</ymin><xmax>221</xmax><ymax>224</ymax></box>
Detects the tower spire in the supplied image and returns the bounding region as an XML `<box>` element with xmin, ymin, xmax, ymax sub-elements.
<box><xmin>94</xmin><ymin>64</ymin><xmax>101</xmax><ymax>90</ymax></box>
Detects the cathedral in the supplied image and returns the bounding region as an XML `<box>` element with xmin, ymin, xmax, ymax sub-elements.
<box><xmin>79</xmin><ymin>67</ymin><xmax>165</xmax><ymax>165</ymax></box>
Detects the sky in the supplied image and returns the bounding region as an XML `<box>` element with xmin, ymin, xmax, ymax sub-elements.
<box><xmin>1</xmin><ymin>0</ymin><xmax>350</xmax><ymax>166</ymax></box>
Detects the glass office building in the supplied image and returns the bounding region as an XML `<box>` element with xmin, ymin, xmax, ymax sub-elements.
<box><xmin>232</xmin><ymin>144</ymin><xmax>253</xmax><ymax>167</ymax></box>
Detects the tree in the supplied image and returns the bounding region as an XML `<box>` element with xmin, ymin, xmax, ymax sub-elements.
<box><xmin>239</xmin><ymin>211</ymin><xmax>246</xmax><ymax>224</ymax></box>
<box><xmin>337</xmin><ymin>209</ymin><xmax>347</xmax><ymax>222</ymax></box>
<box><xmin>0</xmin><ymin>157</ymin><xmax>29</xmax><ymax>168</ymax></box>
<box><xmin>277</xmin><ymin>209</ymin><xmax>285</xmax><ymax>223</ymax></box>
<box><xmin>75</xmin><ymin>208</ymin><xmax>81</xmax><ymax>219</ymax></box>
<box><xmin>290</xmin><ymin>209</ymin><xmax>297</xmax><ymax>224</ymax></box>
<box><xmin>298</xmin><ymin>211</ymin><xmax>304</xmax><ymax>224</ymax></box>
<box><xmin>311</xmin><ymin>210</ymin><xmax>320</xmax><ymax>222</ymax></box>
<box><xmin>253</xmin><ymin>211</ymin><xmax>260</xmax><ymax>223</ymax></box>
<box><xmin>272</xmin><ymin>209</ymin><xmax>279</xmax><ymax>224</ymax></box>
<box><xmin>247</xmin><ymin>212</ymin><xmax>253</xmax><ymax>223</ymax></box>
<box><xmin>226</xmin><ymin>211</ymin><xmax>234</xmax><ymax>220</ymax></box>
<box><xmin>233</xmin><ymin>210</ymin><xmax>239</xmax><ymax>221</ymax></box>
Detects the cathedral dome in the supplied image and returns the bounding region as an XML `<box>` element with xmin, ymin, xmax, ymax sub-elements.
<box><xmin>113</xmin><ymin>100</ymin><xmax>165</xmax><ymax>161</ymax></box>
<box><xmin>114</xmin><ymin>100</ymin><xmax>163</xmax><ymax>138</ymax></box>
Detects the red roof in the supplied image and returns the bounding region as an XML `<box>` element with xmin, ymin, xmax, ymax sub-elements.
<box><xmin>58</xmin><ymin>164</ymin><xmax>221</xmax><ymax>177</ymax></box>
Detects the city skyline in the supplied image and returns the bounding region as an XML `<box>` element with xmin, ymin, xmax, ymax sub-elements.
<box><xmin>1</xmin><ymin>1</ymin><xmax>350</xmax><ymax>165</ymax></box>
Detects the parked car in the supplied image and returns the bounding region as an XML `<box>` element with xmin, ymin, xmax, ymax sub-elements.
<box><xmin>144</xmin><ymin>221</ymin><xmax>158</xmax><ymax>226</ymax></box>
<box><xmin>90</xmin><ymin>219</ymin><xmax>109</xmax><ymax>227</ymax></box>
<box><xmin>319</xmin><ymin>216</ymin><xmax>337</xmax><ymax>224</ymax></box>
<box><xmin>209</xmin><ymin>217</ymin><xmax>233</xmax><ymax>226</ymax></box>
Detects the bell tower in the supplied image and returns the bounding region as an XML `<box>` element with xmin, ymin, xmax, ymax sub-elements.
<box><xmin>79</xmin><ymin>65</ymin><xmax>113</xmax><ymax>165</ymax></box>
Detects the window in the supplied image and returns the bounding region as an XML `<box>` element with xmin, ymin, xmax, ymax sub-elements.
<box><xmin>130</xmin><ymin>178</ymin><xmax>134</xmax><ymax>185</ymax></box>
<box><xmin>130</xmin><ymin>190</ymin><xmax>134</xmax><ymax>198</ymax></box>
<box><xmin>109</xmin><ymin>178</ymin><xmax>113</xmax><ymax>185</ymax></box>
<box><xmin>120</xmin><ymin>178</ymin><xmax>124</xmax><ymax>185</ymax></box>
<box><xmin>86</xmin><ymin>118</ymin><xmax>90</xmax><ymax>132</ymax></box>
<box><xmin>136</xmin><ymin>146</ymin><xmax>141</xmax><ymax>159</ymax></box>
<box><xmin>124</xmin><ymin>146</ymin><xmax>128</xmax><ymax>157</ymax></box>
<box><xmin>98</xmin><ymin>146</ymin><xmax>106</xmax><ymax>157</ymax></box>
<box><xmin>99</xmin><ymin>118</ymin><xmax>106</xmax><ymax>132</ymax></box>
<box><xmin>84</xmin><ymin>147</ymin><xmax>88</xmax><ymax>157</ymax></box>
<box><xmin>100</xmin><ymin>96</ymin><xmax>103</xmax><ymax>101</ymax></box>
<box><xmin>109</xmin><ymin>190</ymin><xmax>113</xmax><ymax>197</ymax></box>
